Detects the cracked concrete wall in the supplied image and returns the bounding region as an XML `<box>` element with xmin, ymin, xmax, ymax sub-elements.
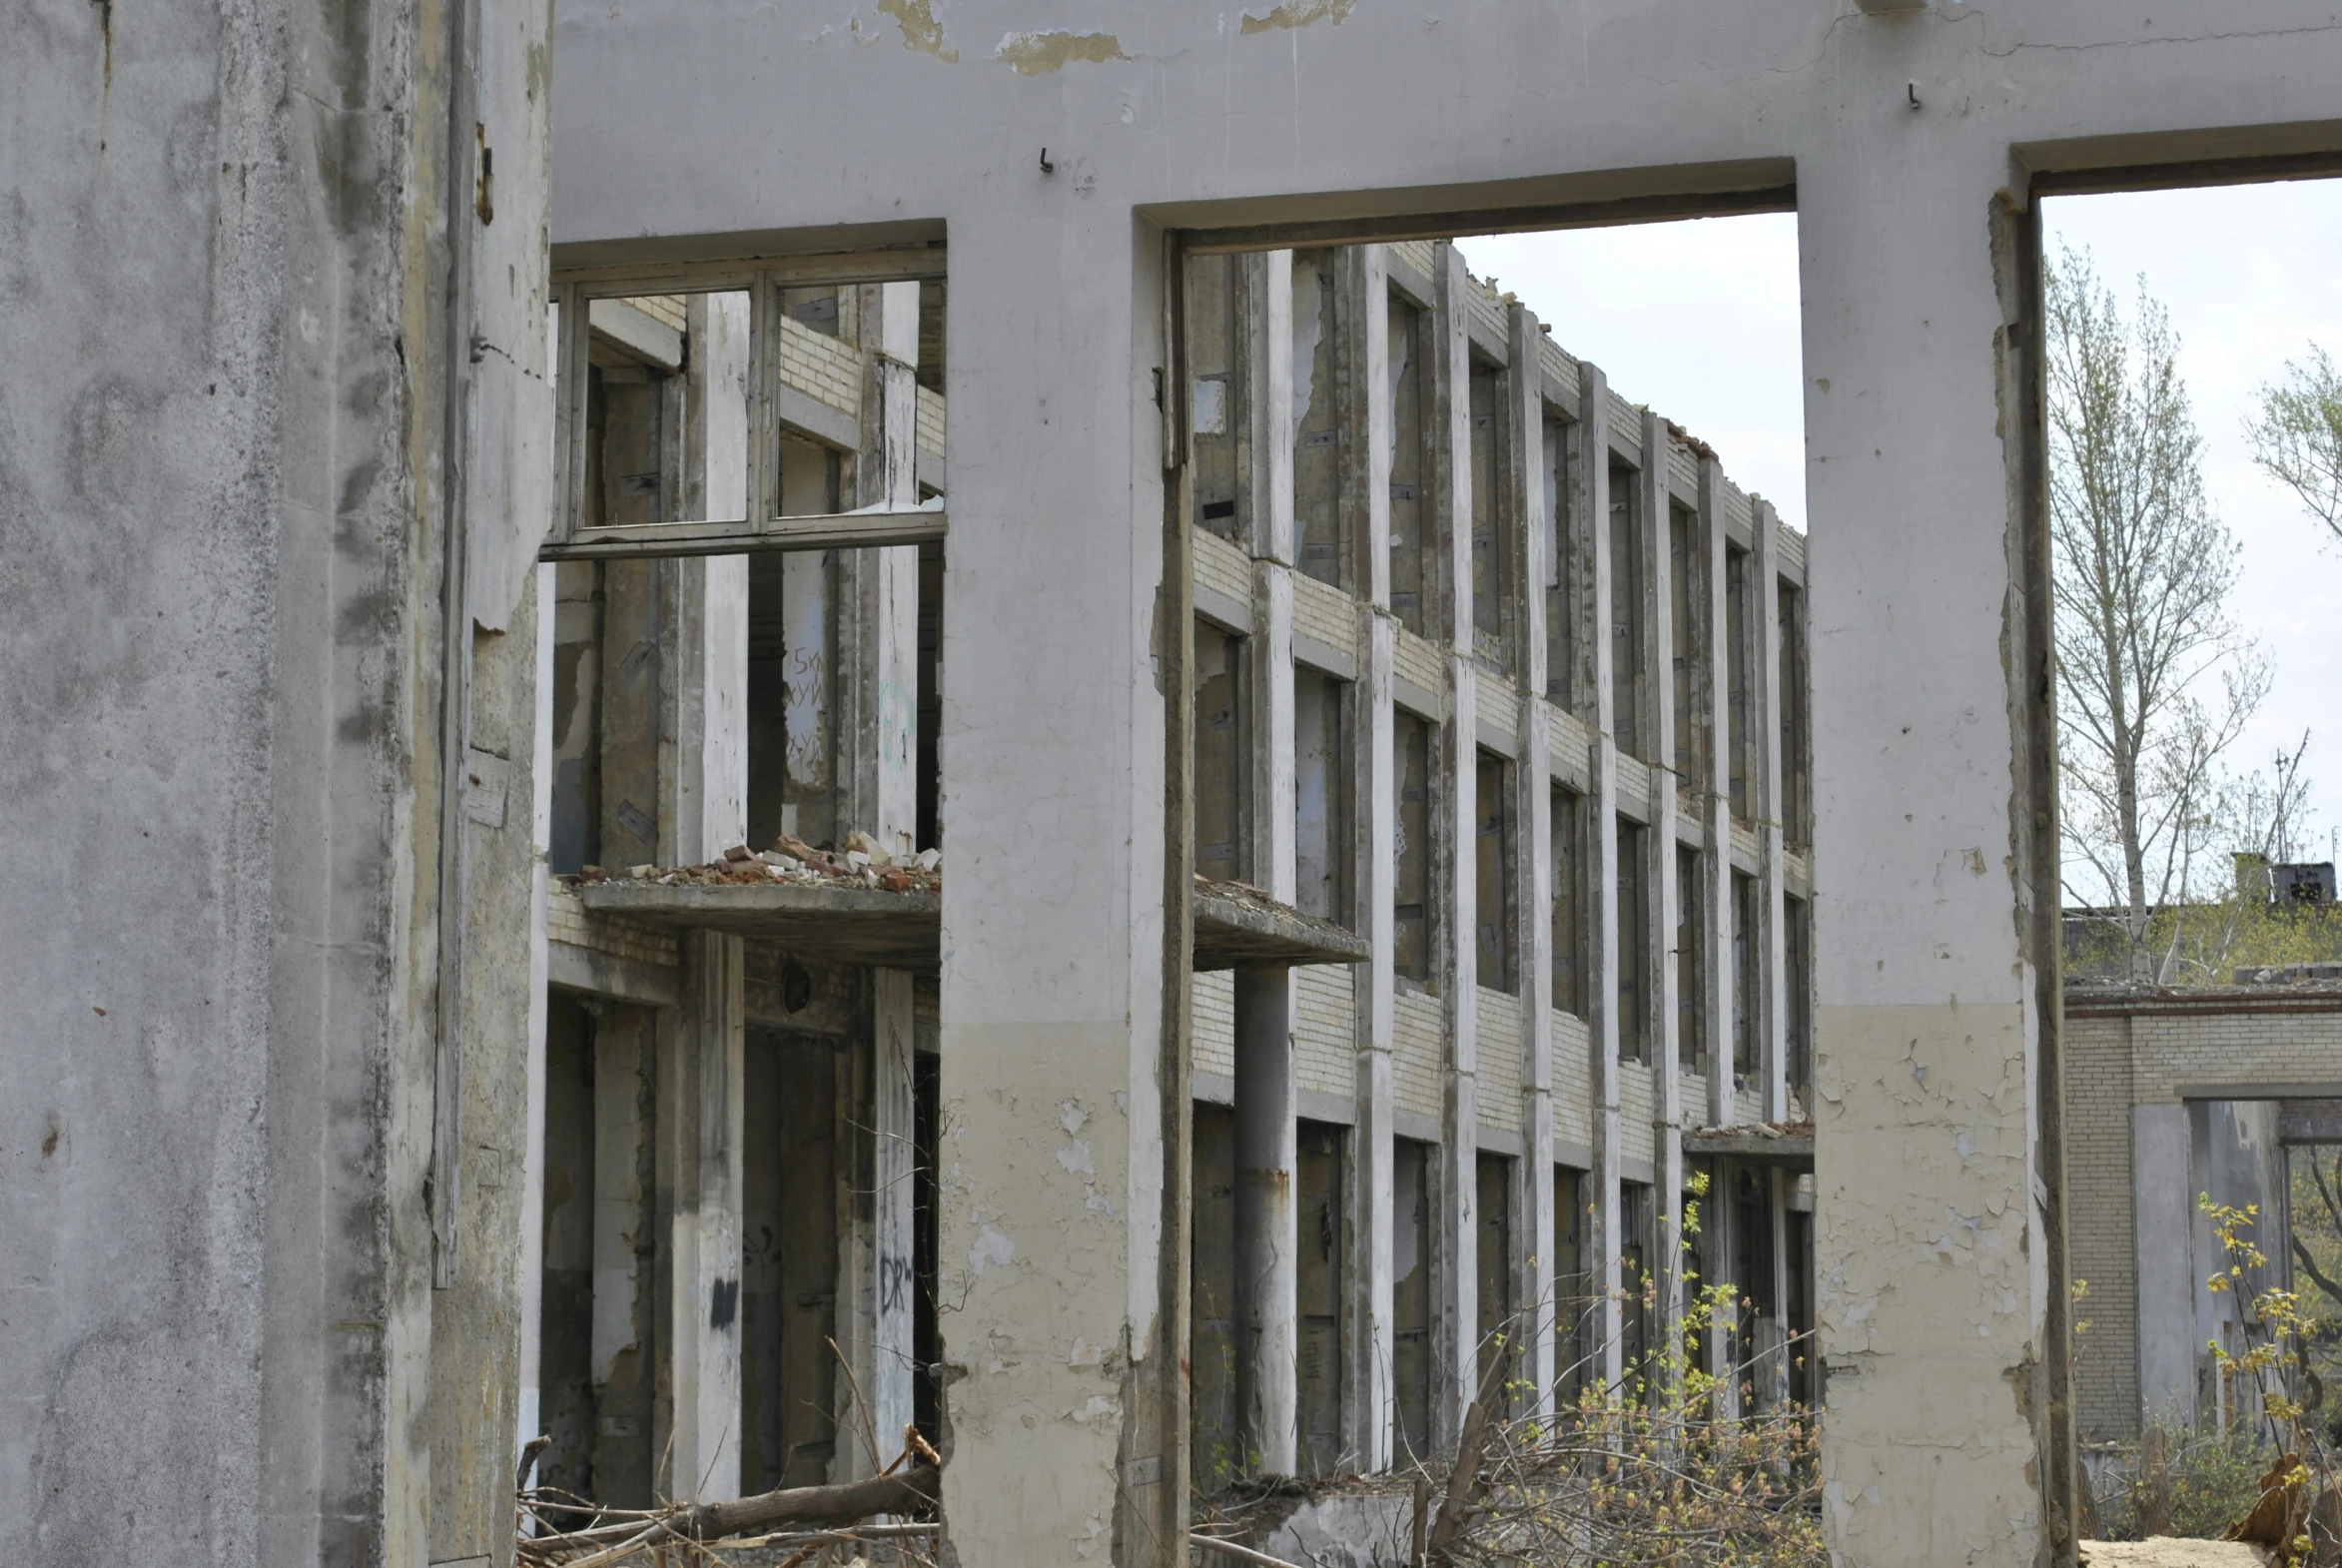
<box><xmin>550</xmin><ymin>4</ymin><xmax>2342</xmax><ymax>1564</ymax></box>
<box><xmin>2</xmin><ymin>0</ymin><xmax>550</xmax><ymax>1545</ymax></box>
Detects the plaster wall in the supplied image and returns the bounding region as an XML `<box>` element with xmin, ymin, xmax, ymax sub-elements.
<box><xmin>548</xmin><ymin>4</ymin><xmax>2342</xmax><ymax>1564</ymax></box>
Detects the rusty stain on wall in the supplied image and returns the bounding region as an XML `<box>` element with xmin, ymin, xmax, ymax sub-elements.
<box><xmin>879</xmin><ymin>0</ymin><xmax>959</xmax><ymax>62</ymax></box>
<box><xmin>1240</xmin><ymin>0</ymin><xmax>1355</xmax><ymax>34</ymax></box>
<box><xmin>996</xmin><ymin>29</ymin><xmax>1127</xmax><ymax>74</ymax></box>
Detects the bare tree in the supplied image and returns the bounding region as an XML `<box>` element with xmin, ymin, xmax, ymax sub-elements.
<box><xmin>2047</xmin><ymin>244</ymin><xmax>2268</xmax><ymax>980</ymax></box>
<box><xmin>2247</xmin><ymin>345</ymin><xmax>2342</xmax><ymax>548</ymax></box>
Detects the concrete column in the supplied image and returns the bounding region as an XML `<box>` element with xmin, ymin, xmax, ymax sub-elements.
<box><xmin>934</xmin><ymin>215</ymin><xmax>1179</xmax><ymax>1566</ymax></box>
<box><xmin>1509</xmin><ymin>304</ymin><xmax>1557</xmax><ymax>1424</ymax></box>
<box><xmin>1344</xmin><ymin>244</ymin><xmax>1398</xmax><ymax>1473</ymax></box>
<box><xmin>1431</xmin><ymin>244</ymin><xmax>1478</xmax><ymax>1443</ymax></box>
<box><xmin>1578</xmin><ymin>364</ymin><xmax>1625</xmax><ymax>1396</ymax></box>
<box><xmin>1806</xmin><ymin>153</ymin><xmax>2054</xmax><ymax>1565</ymax></box>
<box><xmin>1351</xmin><ymin>611</ymin><xmax>1399</xmax><ymax>1473</ymax></box>
<box><xmin>662</xmin><ymin>930</ymin><xmax>746</xmax><ymax>1502</ymax></box>
<box><xmin>1751</xmin><ymin>498</ymin><xmax>1789</xmax><ymax>1125</ymax></box>
<box><xmin>1641</xmin><ymin>410</ymin><xmax>1686</xmax><ymax>1386</ymax></box>
<box><xmin>1698</xmin><ymin>456</ymin><xmax>1736</xmax><ymax>1136</ymax></box>
<box><xmin>1247</xmin><ymin>251</ymin><xmax>1295</xmax><ymax>569</ymax></box>
<box><xmin>837</xmin><ymin>280</ymin><xmax>924</xmax><ymax>1479</ymax></box>
<box><xmin>1234</xmin><ymin>969</ymin><xmax>1299</xmax><ymax>1473</ymax></box>
<box><xmin>675</xmin><ymin>291</ymin><xmax>751</xmax><ymax>864</ymax></box>
<box><xmin>593</xmin><ymin>1005</ymin><xmax>658</xmax><ymax>1502</ymax></box>
<box><xmin>2132</xmin><ymin>1104</ymin><xmax>2195</xmax><ymax>1427</ymax></box>
<box><xmin>519</xmin><ymin>559</ymin><xmax>559</xmax><ymax>1469</ymax></box>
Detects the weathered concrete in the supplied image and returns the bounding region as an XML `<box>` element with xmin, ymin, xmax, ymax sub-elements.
<box><xmin>3</xmin><ymin>0</ymin><xmax>551</xmax><ymax>1547</ymax></box>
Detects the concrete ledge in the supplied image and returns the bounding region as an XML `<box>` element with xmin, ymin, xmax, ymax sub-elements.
<box><xmin>580</xmin><ymin>879</ymin><xmax>942</xmax><ymax>970</ymax></box>
<box><xmin>1191</xmin><ymin>883</ymin><xmax>1371</xmax><ymax>971</ymax></box>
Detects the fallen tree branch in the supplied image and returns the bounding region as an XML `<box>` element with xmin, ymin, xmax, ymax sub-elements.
<box><xmin>675</xmin><ymin>1459</ymin><xmax>938</xmax><ymax>1540</ymax></box>
<box><xmin>1190</xmin><ymin>1532</ymin><xmax>1307</xmax><ymax>1568</ymax></box>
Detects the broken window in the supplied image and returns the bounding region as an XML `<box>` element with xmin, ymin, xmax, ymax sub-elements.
<box><xmin>1725</xmin><ymin>544</ymin><xmax>1752</xmax><ymax>819</ymax></box>
<box><xmin>1778</xmin><ymin>578</ymin><xmax>1809</xmax><ymax>849</ymax></box>
<box><xmin>1552</xmin><ymin>787</ymin><xmax>1585</xmax><ymax>1018</ymax></box>
<box><xmin>1392</xmin><ymin>1136</ymin><xmax>1435</xmax><ymax>1460</ymax></box>
<box><xmin>1476</xmin><ymin>751</ymin><xmax>1515</xmax><ymax>994</ymax></box>
<box><xmin>1187</xmin><ymin>253</ymin><xmax>1243</xmax><ymax>541</ymax></box>
<box><xmin>1785</xmin><ymin>893</ymin><xmax>1812</xmax><ymax>1094</ymax></box>
<box><xmin>1294</xmin><ymin>670</ymin><xmax>1350</xmax><ymax>923</ymax></box>
<box><xmin>1617</xmin><ymin>818</ymin><xmax>1649</xmax><ymax>1064</ymax></box>
<box><xmin>1297</xmin><ymin>1120</ymin><xmax>1347</xmax><ymax>1475</ymax></box>
<box><xmin>1544</xmin><ymin>415</ymin><xmax>1573</xmax><ymax>708</ymax></box>
<box><xmin>1470</xmin><ymin>359</ymin><xmax>1507</xmax><ymax>665</ymax></box>
<box><xmin>1619</xmin><ymin>1178</ymin><xmax>1653</xmax><ymax>1392</ymax></box>
<box><xmin>1194</xmin><ymin>619</ymin><xmax>1246</xmax><ymax>884</ymax></box>
<box><xmin>536</xmin><ymin>996</ymin><xmax>656</xmax><ymax>1505</ymax></box>
<box><xmin>1293</xmin><ymin>251</ymin><xmax>1344</xmax><ymax>587</ymax></box>
<box><xmin>1555</xmin><ymin>1163</ymin><xmax>1588</xmax><ymax>1406</ymax></box>
<box><xmin>1732</xmin><ymin>870</ymin><xmax>1758</xmax><ymax>1085</ymax></box>
<box><xmin>548</xmin><ymin>562</ymin><xmax>604</xmax><ymax>875</ymax></box>
<box><xmin>1394</xmin><ymin>708</ymin><xmax>1434</xmax><ymax>988</ymax></box>
<box><xmin>1677</xmin><ymin>847</ymin><xmax>1704</xmax><ymax>1075</ymax></box>
<box><xmin>1190</xmin><ymin>1103</ymin><xmax>1239</xmax><ymax>1488</ymax></box>
<box><xmin>1387</xmin><ymin>294</ymin><xmax>1428</xmax><ymax>634</ymax></box>
<box><xmin>1610</xmin><ymin>463</ymin><xmax>1644</xmax><ymax>759</ymax></box>
<box><xmin>1476</xmin><ymin>1152</ymin><xmax>1515</xmax><ymax>1411</ymax></box>
<box><xmin>742</xmin><ymin>1028</ymin><xmax>844</xmax><ymax>1490</ymax></box>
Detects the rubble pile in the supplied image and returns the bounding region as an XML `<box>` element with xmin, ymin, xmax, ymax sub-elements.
<box><xmin>573</xmin><ymin>831</ymin><xmax>942</xmax><ymax>895</ymax></box>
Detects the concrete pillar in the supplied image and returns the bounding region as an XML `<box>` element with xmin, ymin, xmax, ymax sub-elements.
<box><xmin>1751</xmin><ymin>498</ymin><xmax>1789</xmax><ymax>1125</ymax></box>
<box><xmin>1806</xmin><ymin>153</ymin><xmax>2057</xmax><ymax>1564</ymax></box>
<box><xmin>934</xmin><ymin>215</ymin><xmax>1179</xmax><ymax>1567</ymax></box>
<box><xmin>1641</xmin><ymin>410</ymin><xmax>1687</xmax><ymax>1389</ymax></box>
<box><xmin>1697</xmin><ymin>456</ymin><xmax>1736</xmax><ymax>1136</ymax></box>
<box><xmin>1578</xmin><ymin>365</ymin><xmax>1625</xmax><ymax>1395</ymax></box>
<box><xmin>662</xmin><ymin>930</ymin><xmax>746</xmax><ymax>1502</ymax></box>
<box><xmin>1234</xmin><ymin>969</ymin><xmax>1299</xmax><ymax>1472</ymax></box>
<box><xmin>1345</xmin><ymin>245</ymin><xmax>1398</xmax><ymax>1474</ymax></box>
<box><xmin>1431</xmin><ymin>243</ymin><xmax>1479</xmax><ymax>1442</ymax></box>
<box><xmin>675</xmin><ymin>291</ymin><xmax>751</xmax><ymax>864</ymax></box>
<box><xmin>519</xmin><ymin>559</ymin><xmax>559</xmax><ymax>1469</ymax></box>
<box><xmin>1351</xmin><ymin>609</ymin><xmax>1399</xmax><ymax>1472</ymax></box>
<box><xmin>1508</xmin><ymin>303</ymin><xmax>1557</xmax><ymax>1424</ymax></box>
<box><xmin>838</xmin><ymin>279</ymin><xmax>924</xmax><ymax>1479</ymax></box>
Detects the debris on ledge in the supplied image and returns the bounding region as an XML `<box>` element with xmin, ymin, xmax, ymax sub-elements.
<box><xmin>570</xmin><ymin>830</ymin><xmax>941</xmax><ymax>896</ymax></box>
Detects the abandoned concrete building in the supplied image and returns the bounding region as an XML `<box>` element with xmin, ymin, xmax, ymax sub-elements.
<box><xmin>18</xmin><ymin>1</ymin><xmax>2342</xmax><ymax>1565</ymax></box>
<box><xmin>522</xmin><ymin>245</ymin><xmax>1822</xmax><ymax>1502</ymax></box>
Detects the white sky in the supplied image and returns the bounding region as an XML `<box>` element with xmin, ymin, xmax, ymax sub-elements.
<box><xmin>1460</xmin><ymin>184</ymin><xmax>2342</xmax><ymax>865</ymax></box>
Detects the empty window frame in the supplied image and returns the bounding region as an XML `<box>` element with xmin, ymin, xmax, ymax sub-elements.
<box><xmin>1387</xmin><ymin>293</ymin><xmax>1429</xmax><ymax>635</ymax></box>
<box><xmin>1194</xmin><ymin>620</ymin><xmax>1246</xmax><ymax>885</ymax></box>
<box><xmin>1394</xmin><ymin>708</ymin><xmax>1434</xmax><ymax>989</ymax></box>
<box><xmin>548</xmin><ymin>265</ymin><xmax>945</xmax><ymax>559</ymax></box>
<box><xmin>1555</xmin><ymin>1164</ymin><xmax>1588</xmax><ymax>1406</ymax></box>
<box><xmin>1725</xmin><ymin>544</ymin><xmax>1753</xmax><ymax>819</ymax></box>
<box><xmin>1476</xmin><ymin>1152</ymin><xmax>1515</xmax><ymax>1411</ymax></box>
<box><xmin>1543</xmin><ymin>415</ymin><xmax>1573</xmax><ymax>709</ymax></box>
<box><xmin>1731</xmin><ymin>871</ymin><xmax>1758</xmax><ymax>1085</ymax></box>
<box><xmin>1469</xmin><ymin>359</ymin><xmax>1508</xmax><ymax>666</ymax></box>
<box><xmin>1551</xmin><ymin>787</ymin><xmax>1585</xmax><ymax>1019</ymax></box>
<box><xmin>1609</xmin><ymin>463</ymin><xmax>1644</xmax><ymax>760</ymax></box>
<box><xmin>1297</xmin><ymin>1121</ymin><xmax>1347</xmax><ymax>1475</ymax></box>
<box><xmin>742</xmin><ymin>1028</ymin><xmax>844</xmax><ymax>1491</ymax></box>
<box><xmin>1476</xmin><ymin>751</ymin><xmax>1515</xmax><ymax>994</ymax></box>
<box><xmin>1676</xmin><ymin>847</ymin><xmax>1705</xmax><ymax>1075</ymax></box>
<box><xmin>1293</xmin><ymin>251</ymin><xmax>1345</xmax><ymax>587</ymax></box>
<box><xmin>1186</xmin><ymin>252</ymin><xmax>1243</xmax><ymax>542</ymax></box>
<box><xmin>1670</xmin><ymin>504</ymin><xmax>1702</xmax><ymax>781</ymax></box>
<box><xmin>1294</xmin><ymin>670</ymin><xmax>1350</xmax><ymax>923</ymax></box>
<box><xmin>1392</xmin><ymin>1136</ymin><xmax>1435</xmax><ymax>1460</ymax></box>
<box><xmin>1619</xmin><ymin>1178</ymin><xmax>1653</xmax><ymax>1392</ymax></box>
<box><xmin>1731</xmin><ymin>1166</ymin><xmax>1777</xmax><ymax>1384</ymax></box>
<box><xmin>1778</xmin><ymin>578</ymin><xmax>1810</xmax><ymax>847</ymax></box>
<box><xmin>1785</xmin><ymin>893</ymin><xmax>1813</xmax><ymax>1094</ymax></box>
<box><xmin>1617</xmin><ymin>818</ymin><xmax>1649</xmax><ymax>1064</ymax></box>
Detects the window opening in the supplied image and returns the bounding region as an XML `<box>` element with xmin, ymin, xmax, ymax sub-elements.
<box><xmin>1394</xmin><ymin>709</ymin><xmax>1434</xmax><ymax>988</ymax></box>
<box><xmin>1392</xmin><ymin>1136</ymin><xmax>1435</xmax><ymax>1459</ymax></box>
<box><xmin>1552</xmin><ymin>787</ymin><xmax>1585</xmax><ymax>1018</ymax></box>
<box><xmin>1294</xmin><ymin>671</ymin><xmax>1350</xmax><ymax>922</ymax></box>
<box><xmin>1618</xmin><ymin>818</ymin><xmax>1649</xmax><ymax>1063</ymax></box>
<box><xmin>1388</xmin><ymin>294</ymin><xmax>1429</xmax><ymax>633</ymax></box>
<box><xmin>1297</xmin><ymin>1121</ymin><xmax>1347</xmax><ymax>1474</ymax></box>
<box><xmin>1477</xmin><ymin>750</ymin><xmax>1516</xmax><ymax>994</ymax></box>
